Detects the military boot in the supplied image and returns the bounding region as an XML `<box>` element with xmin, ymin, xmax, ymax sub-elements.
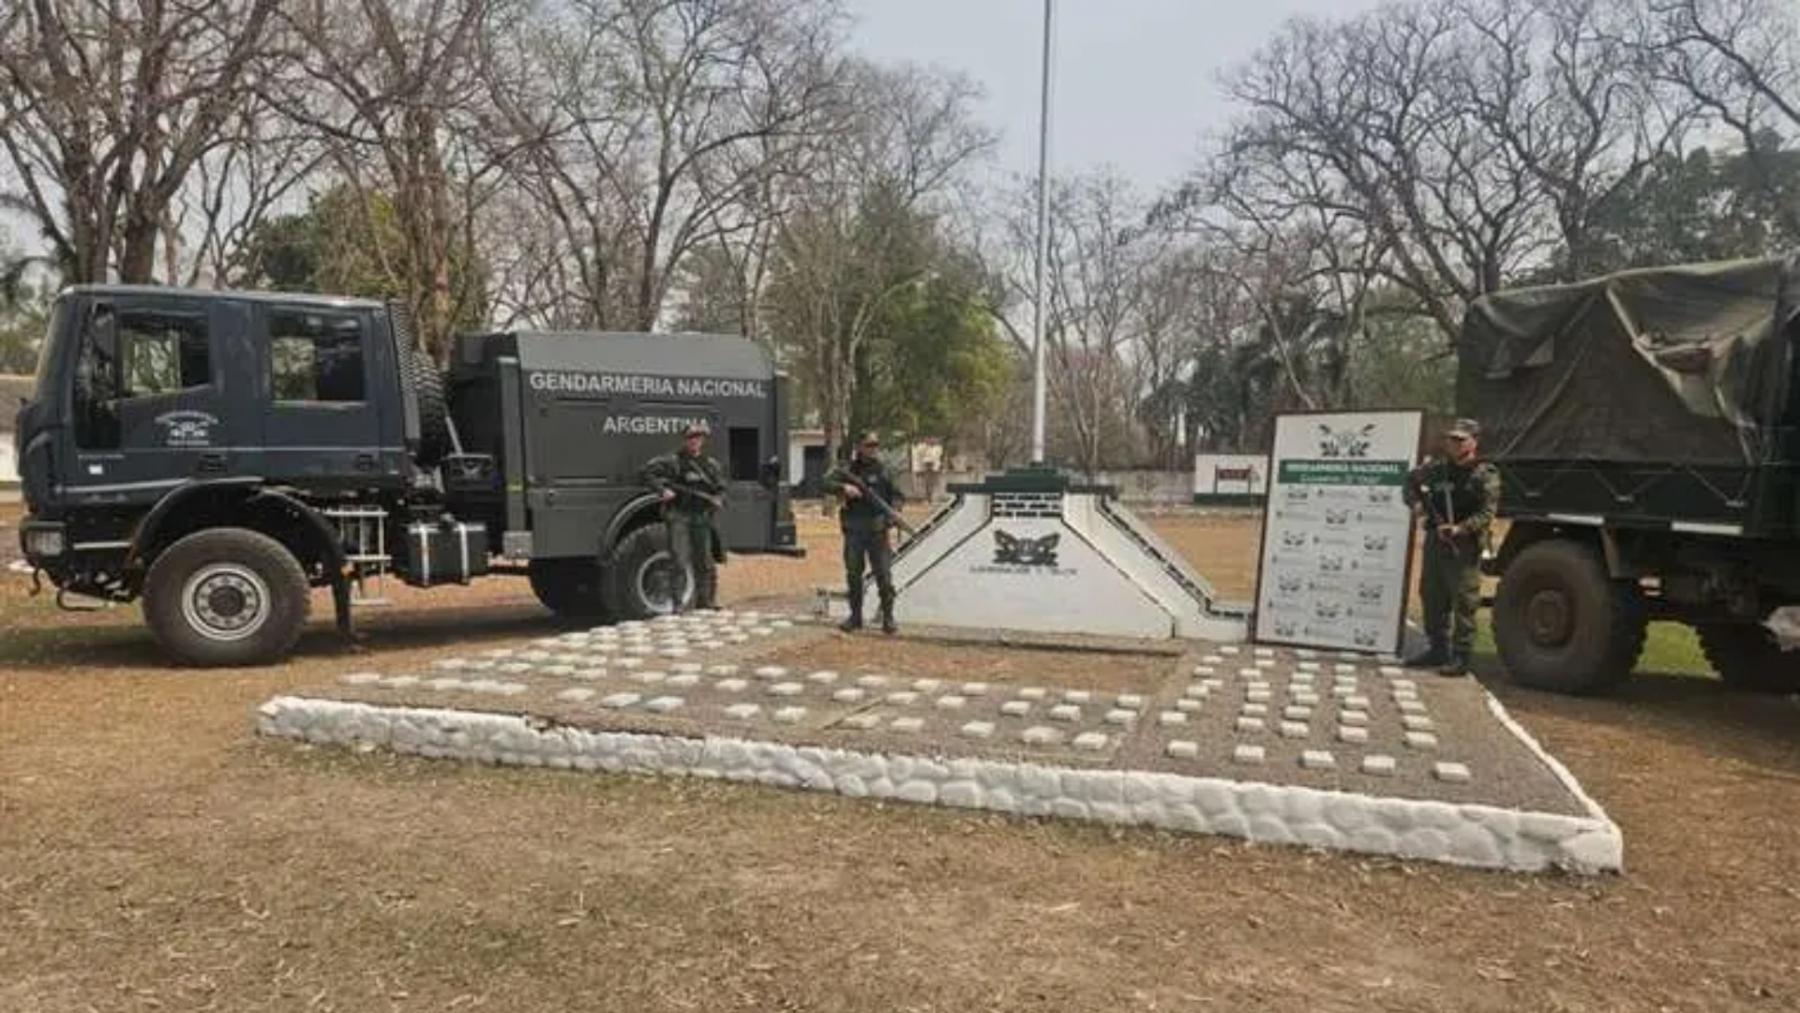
<box><xmin>1405</xmin><ymin>640</ymin><xmax>1450</xmax><ymax>670</ymax></box>
<box><xmin>839</xmin><ymin>581</ymin><xmax>864</xmax><ymax>632</ymax></box>
<box><xmin>879</xmin><ymin>594</ymin><xmax>897</xmax><ymax>635</ymax></box>
<box><xmin>696</xmin><ymin>572</ymin><xmax>719</xmax><ymax>611</ymax></box>
<box><xmin>1438</xmin><ymin>653</ymin><xmax>1472</xmax><ymax>678</ymax></box>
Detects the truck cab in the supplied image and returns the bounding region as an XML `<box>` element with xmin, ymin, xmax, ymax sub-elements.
<box><xmin>14</xmin><ymin>286</ymin><xmax>800</xmax><ymax>667</ymax></box>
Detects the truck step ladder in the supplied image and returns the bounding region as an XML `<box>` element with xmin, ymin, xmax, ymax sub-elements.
<box><xmin>322</xmin><ymin>506</ymin><xmax>394</xmax><ymax>607</ymax></box>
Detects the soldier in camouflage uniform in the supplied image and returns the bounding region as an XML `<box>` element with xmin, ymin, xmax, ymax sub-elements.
<box><xmin>642</xmin><ymin>423</ymin><xmax>727</xmax><ymax>613</ymax></box>
<box><xmin>824</xmin><ymin>432</ymin><xmax>904</xmax><ymax>634</ymax></box>
<box><xmin>1403</xmin><ymin>419</ymin><xmax>1501</xmax><ymax>676</ymax></box>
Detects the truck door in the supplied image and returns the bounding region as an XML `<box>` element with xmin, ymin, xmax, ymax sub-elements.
<box><xmin>256</xmin><ymin>302</ymin><xmax>386</xmax><ymax>485</ymax></box>
<box><xmin>717</xmin><ymin>421</ymin><xmax>773</xmax><ymax>550</ymax></box>
<box><xmin>63</xmin><ymin>294</ymin><xmax>254</xmax><ymax>504</ymax></box>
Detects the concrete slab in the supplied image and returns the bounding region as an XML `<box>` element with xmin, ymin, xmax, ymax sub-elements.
<box><xmin>259</xmin><ymin>610</ymin><xmax>1622</xmax><ymax>874</ymax></box>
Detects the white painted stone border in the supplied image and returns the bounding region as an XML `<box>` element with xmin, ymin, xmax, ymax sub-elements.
<box><xmin>256</xmin><ymin>690</ymin><xmax>1621</xmax><ymax>875</ymax></box>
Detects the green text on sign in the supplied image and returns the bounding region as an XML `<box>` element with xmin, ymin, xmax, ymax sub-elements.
<box><xmin>1278</xmin><ymin>459</ymin><xmax>1409</xmax><ymax>486</ymax></box>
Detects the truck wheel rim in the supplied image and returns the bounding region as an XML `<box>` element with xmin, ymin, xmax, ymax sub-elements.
<box><xmin>181</xmin><ymin>564</ymin><xmax>271</xmax><ymax>642</ymax></box>
<box><xmin>1525</xmin><ymin>588</ymin><xmax>1573</xmax><ymax>647</ymax></box>
<box><xmin>634</xmin><ymin>551</ymin><xmax>690</xmax><ymax>614</ymax></box>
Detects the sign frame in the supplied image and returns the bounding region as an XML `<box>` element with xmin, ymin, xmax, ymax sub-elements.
<box><xmin>1251</xmin><ymin>408</ymin><xmax>1425</xmax><ymax>656</ymax></box>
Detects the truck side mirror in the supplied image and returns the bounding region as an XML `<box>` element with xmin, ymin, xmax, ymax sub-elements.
<box><xmin>759</xmin><ymin>456</ymin><xmax>781</xmax><ymax>490</ymax></box>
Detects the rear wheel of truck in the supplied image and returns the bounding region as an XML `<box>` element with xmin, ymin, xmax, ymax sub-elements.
<box><xmin>1493</xmin><ymin>539</ymin><xmax>1646</xmax><ymax>695</ymax></box>
<box><xmin>1696</xmin><ymin>622</ymin><xmax>1800</xmax><ymax>693</ymax></box>
<box><xmin>528</xmin><ymin>558</ymin><xmax>610</xmax><ymax>621</ymax></box>
<box><xmin>604</xmin><ymin>524</ymin><xmax>692</xmax><ymax>620</ymax></box>
<box><xmin>142</xmin><ymin>528</ymin><xmax>311</xmax><ymax>667</ymax></box>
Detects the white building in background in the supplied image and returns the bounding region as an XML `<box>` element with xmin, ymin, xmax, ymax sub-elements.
<box><xmin>0</xmin><ymin>375</ymin><xmax>33</xmax><ymax>484</ymax></box>
<box><xmin>786</xmin><ymin>428</ymin><xmax>828</xmax><ymax>495</ymax></box>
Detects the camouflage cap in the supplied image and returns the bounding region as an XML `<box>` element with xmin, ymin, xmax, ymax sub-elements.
<box><xmin>682</xmin><ymin>421</ymin><xmax>710</xmax><ymax>438</ymax></box>
<box><xmin>1446</xmin><ymin>418</ymin><xmax>1481</xmax><ymax>439</ymax></box>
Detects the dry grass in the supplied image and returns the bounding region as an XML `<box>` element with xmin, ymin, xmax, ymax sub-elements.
<box><xmin>3</xmin><ymin>507</ymin><xmax>1799</xmax><ymax>1011</ymax></box>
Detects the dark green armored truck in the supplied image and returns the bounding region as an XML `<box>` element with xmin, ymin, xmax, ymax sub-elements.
<box><xmin>1462</xmin><ymin>256</ymin><xmax>1800</xmax><ymax>694</ymax></box>
<box><xmin>13</xmin><ymin>285</ymin><xmax>800</xmax><ymax>666</ymax></box>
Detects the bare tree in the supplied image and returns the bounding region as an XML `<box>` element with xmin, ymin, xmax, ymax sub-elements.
<box><xmin>1644</xmin><ymin>0</ymin><xmax>1800</xmax><ymax>235</ymax></box>
<box><xmin>271</xmin><ymin>0</ymin><xmax>516</xmax><ymax>356</ymax></box>
<box><xmin>0</xmin><ymin>0</ymin><xmax>279</xmax><ymax>283</ymax></box>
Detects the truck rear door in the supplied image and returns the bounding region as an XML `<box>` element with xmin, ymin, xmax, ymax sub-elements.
<box><xmin>253</xmin><ymin>302</ymin><xmax>390</xmax><ymax>486</ymax></box>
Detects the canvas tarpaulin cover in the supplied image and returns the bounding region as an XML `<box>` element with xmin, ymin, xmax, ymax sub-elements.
<box><xmin>1457</xmin><ymin>256</ymin><xmax>1800</xmax><ymax>465</ymax></box>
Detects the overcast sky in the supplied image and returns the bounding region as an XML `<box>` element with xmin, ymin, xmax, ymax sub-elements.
<box><xmin>844</xmin><ymin>0</ymin><xmax>1378</xmax><ymax>192</ymax></box>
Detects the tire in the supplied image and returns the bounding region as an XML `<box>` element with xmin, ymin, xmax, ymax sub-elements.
<box><xmin>400</xmin><ymin>347</ymin><xmax>452</xmax><ymax>466</ymax></box>
<box><xmin>1696</xmin><ymin>622</ymin><xmax>1800</xmax><ymax>693</ymax></box>
<box><xmin>141</xmin><ymin>528</ymin><xmax>311</xmax><ymax>667</ymax></box>
<box><xmin>1493</xmin><ymin>538</ymin><xmax>1646</xmax><ymax>694</ymax></box>
<box><xmin>528</xmin><ymin>558</ymin><xmax>609</xmax><ymax>621</ymax></box>
<box><xmin>603</xmin><ymin>524</ymin><xmax>692</xmax><ymax>621</ymax></box>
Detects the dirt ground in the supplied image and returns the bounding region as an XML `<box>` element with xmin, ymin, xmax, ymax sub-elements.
<box><xmin>4</xmin><ymin>507</ymin><xmax>1800</xmax><ymax>1012</ymax></box>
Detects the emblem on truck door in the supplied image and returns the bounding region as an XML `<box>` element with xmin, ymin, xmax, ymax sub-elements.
<box><xmin>154</xmin><ymin>410</ymin><xmax>220</xmax><ymax>448</ymax></box>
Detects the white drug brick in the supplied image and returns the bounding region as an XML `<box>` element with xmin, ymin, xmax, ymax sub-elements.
<box><xmin>832</xmin><ymin>688</ymin><xmax>867</xmax><ymax>704</ymax></box>
<box><xmin>1293</xmin><ymin>692</ymin><xmax>1321</xmax><ymax>706</ymax></box>
<box><xmin>1246</xmin><ymin>688</ymin><xmax>1272</xmax><ymax>703</ymax></box>
<box><xmin>754</xmin><ymin>666</ymin><xmax>788</xmax><ymax>679</ymax></box>
<box><xmin>1405</xmin><ymin>731</ymin><xmax>1440</xmax><ymax>750</ymax></box>
<box><xmin>1192</xmin><ymin>664</ymin><xmax>1216</xmax><ymax>676</ymax></box>
<box><xmin>666</xmin><ymin>674</ymin><xmax>701</xmax><ymax>689</ymax></box>
<box><xmin>1399</xmin><ymin>699</ymin><xmax>1428</xmax><ymax>715</ymax></box>
<box><xmin>1403</xmin><ymin>715</ymin><xmax>1436</xmax><ymax>732</ymax></box>
<box><xmin>672</xmin><ymin>662</ymin><xmax>704</xmax><ymax>674</ymax></box>
<box><xmin>1072</xmin><ymin>732</ymin><xmax>1109</xmax><ymax>752</ymax></box>
<box><xmin>1390</xmin><ymin>678</ymin><xmax>1417</xmax><ymax>691</ymax></box>
<box><xmin>1159</xmin><ymin>711</ymin><xmax>1188</xmax><ymax>726</ymax></box>
<box><xmin>1062</xmin><ymin>690</ymin><xmax>1093</xmax><ymax>704</ymax></box>
<box><xmin>1283</xmin><ymin>705</ymin><xmax>1313</xmax><ymax>721</ymax></box>
<box><xmin>1361</xmin><ymin>754</ymin><xmax>1397</xmax><ymax>776</ymax></box>
<box><xmin>773</xmin><ymin>707</ymin><xmax>808</xmax><ymax>725</ymax></box>
<box><xmin>724</xmin><ymin>703</ymin><xmax>761</xmax><ymax>720</ymax></box>
<box><xmin>855</xmin><ymin>674</ymin><xmax>889</xmax><ymax>688</ymax></box>
<box><xmin>840</xmin><ymin>712</ymin><xmax>881</xmax><ymax>730</ymax></box>
<box><xmin>886</xmin><ymin>691</ymin><xmax>920</xmax><ymax>706</ymax></box>
<box><xmin>340</xmin><ymin>672</ymin><xmax>382</xmax><ymax>686</ymax></box>
<box><xmin>1434</xmin><ymin>762</ymin><xmax>1472</xmax><ymax>783</ymax></box>
<box><xmin>806</xmin><ymin>670</ymin><xmax>840</xmax><ymax>685</ymax></box>
<box><xmin>1220</xmin><ymin>645</ymin><xmax>1242</xmax><ymax>656</ymax></box>
<box><xmin>1021</xmin><ymin>726</ymin><xmax>1062</xmax><ymax>745</ymax></box>
<box><xmin>599</xmin><ymin>692</ymin><xmax>641</xmax><ymax>709</ymax></box>
<box><xmin>1233</xmin><ymin>744</ymin><xmax>1266</xmax><ymax>764</ymax></box>
<box><xmin>644</xmin><ymin>696</ymin><xmax>684</xmax><ymax>714</ymax></box>
<box><xmin>1239</xmin><ymin>667</ymin><xmax>1263</xmax><ymax>677</ymax></box>
<box><xmin>960</xmin><ymin>682</ymin><xmax>990</xmax><ymax>697</ymax></box>
<box><xmin>1183</xmin><ymin>684</ymin><xmax>1210</xmax><ymax>699</ymax></box>
<box><xmin>1236</xmin><ymin>717</ymin><xmax>1265</xmax><ymax>733</ymax></box>
<box><xmin>1339</xmin><ymin>710</ymin><xmax>1369</xmax><ymax>727</ymax></box>
<box><xmin>1338</xmin><ymin>725</ymin><xmax>1370</xmax><ymax>744</ymax></box>
<box><xmin>1175</xmin><ymin>698</ymin><xmax>1203</xmax><ymax>713</ymax></box>
<box><xmin>1103</xmin><ymin>709</ymin><xmax>1136</xmax><ymax>726</ymax></box>
<box><xmin>1201</xmin><ymin>654</ymin><xmax>1225</xmax><ymax>664</ymax></box>
<box><xmin>1166</xmin><ymin>739</ymin><xmax>1199</xmax><ymax>759</ymax></box>
<box><xmin>1254</xmin><ymin>646</ymin><xmax>1276</xmax><ymax>658</ymax></box>
<box><xmin>1280</xmin><ymin>721</ymin><xmax>1310</xmax><ymax>739</ymax></box>
<box><xmin>767</xmin><ymin>682</ymin><xmax>804</xmax><ymax>697</ymax></box>
<box><xmin>1242</xmin><ymin>702</ymin><xmax>1269</xmax><ymax>717</ymax></box>
<box><xmin>1300</xmin><ymin>750</ymin><xmax>1336</xmax><ymax>771</ymax></box>
<box><xmin>1345</xmin><ymin>695</ymin><xmax>1371</xmax><ymax>709</ymax></box>
<box><xmin>1017</xmin><ymin>687</ymin><xmax>1049</xmax><ymax>700</ymax></box>
<box><xmin>555</xmin><ymin>688</ymin><xmax>596</xmax><ymax>702</ymax></box>
<box><xmin>1380</xmin><ymin>665</ymin><xmax>1405</xmax><ymax>676</ymax></box>
<box><xmin>1297</xmin><ymin>660</ymin><xmax>1321</xmax><ymax>672</ymax></box>
<box><xmin>960</xmin><ymin>721</ymin><xmax>996</xmax><ymax>739</ymax></box>
<box><xmin>716</xmin><ymin>678</ymin><xmax>748</xmax><ymax>693</ymax></box>
<box><xmin>1296</xmin><ymin>648</ymin><xmax>1318</xmax><ymax>659</ymax></box>
<box><xmin>1049</xmin><ymin>704</ymin><xmax>1082</xmax><ymax>723</ymax></box>
<box><xmin>999</xmin><ymin>700</ymin><xmax>1032</xmax><ymax>717</ymax></box>
<box><xmin>912</xmin><ymin>678</ymin><xmax>943</xmax><ymax>692</ymax></box>
<box><xmin>935</xmin><ymin>695</ymin><xmax>968</xmax><ymax>711</ymax></box>
<box><xmin>889</xmin><ymin>715</ymin><xmax>924</xmax><ymax>733</ymax></box>
<box><xmin>1115</xmin><ymin>693</ymin><xmax>1145</xmax><ymax>710</ymax></box>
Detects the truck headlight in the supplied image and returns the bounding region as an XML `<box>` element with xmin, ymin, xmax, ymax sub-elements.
<box><xmin>25</xmin><ymin>528</ymin><xmax>64</xmax><ymax>558</ymax></box>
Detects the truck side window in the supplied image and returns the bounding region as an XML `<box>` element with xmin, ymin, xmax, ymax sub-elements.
<box><xmin>728</xmin><ymin>427</ymin><xmax>759</xmax><ymax>481</ymax></box>
<box><xmin>119</xmin><ymin>310</ymin><xmax>210</xmax><ymax>397</ymax></box>
<box><xmin>270</xmin><ymin>308</ymin><xmax>365</xmax><ymax>402</ymax></box>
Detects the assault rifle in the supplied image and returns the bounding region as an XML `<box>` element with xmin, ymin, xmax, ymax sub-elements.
<box><xmin>1410</xmin><ymin>461</ymin><xmax>1458</xmax><ymax>545</ymax></box>
<box><xmin>665</xmin><ymin>481</ymin><xmax>725</xmax><ymax>511</ymax></box>
<box><xmin>840</xmin><ymin>471</ymin><xmax>918</xmax><ymax>537</ymax></box>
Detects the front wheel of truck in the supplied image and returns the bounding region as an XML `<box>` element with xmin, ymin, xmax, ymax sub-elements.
<box><xmin>1696</xmin><ymin>622</ymin><xmax>1800</xmax><ymax>693</ymax></box>
<box><xmin>142</xmin><ymin>528</ymin><xmax>311</xmax><ymax>667</ymax></box>
<box><xmin>1493</xmin><ymin>538</ymin><xmax>1646</xmax><ymax>695</ymax></box>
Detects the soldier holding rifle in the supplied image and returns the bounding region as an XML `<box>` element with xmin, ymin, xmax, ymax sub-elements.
<box><xmin>1403</xmin><ymin>419</ymin><xmax>1501</xmax><ymax>676</ymax></box>
<box><xmin>824</xmin><ymin>432</ymin><xmax>906</xmax><ymax>634</ymax></box>
<box><xmin>642</xmin><ymin>422</ymin><xmax>728</xmax><ymax>613</ymax></box>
